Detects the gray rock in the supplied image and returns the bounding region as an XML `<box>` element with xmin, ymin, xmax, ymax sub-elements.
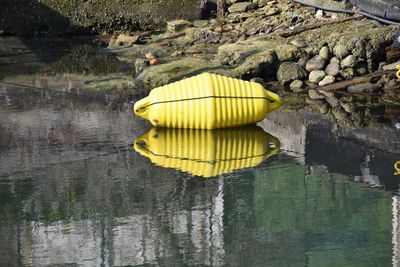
<box><xmin>308</xmin><ymin>89</ymin><xmax>325</xmax><ymax>100</ymax></box>
<box><xmin>309</xmin><ymin>70</ymin><xmax>326</xmax><ymax>83</ymax></box>
<box><xmin>289</xmin><ymin>79</ymin><xmax>304</xmax><ymax>92</ymax></box>
<box><xmin>318</xmin><ymin>75</ymin><xmax>335</xmax><ymax>86</ymax></box>
<box><xmin>277</xmin><ymin>62</ymin><xmax>307</xmax><ymax>85</ymax></box>
<box><xmin>347</xmin><ymin>82</ymin><xmax>378</xmax><ymax>93</ymax></box>
<box><xmin>319</xmin><ymin>46</ymin><xmax>330</xmax><ymax>60</ymax></box>
<box><xmin>306</xmin><ymin>55</ymin><xmax>326</xmax><ymax>72</ymax></box>
<box><xmin>341</xmin><ymin>55</ymin><xmax>357</xmax><ymax>68</ymax></box>
<box><xmin>325</xmin><ymin>95</ymin><xmax>339</xmax><ymax>107</ymax></box>
<box><xmin>325</xmin><ymin>62</ymin><xmax>340</xmax><ymax>76</ymax></box>
<box><xmin>228</xmin><ymin>2</ymin><xmax>256</xmax><ymax>13</ymax></box>
<box><xmin>333</xmin><ymin>43</ymin><xmax>350</xmax><ymax>59</ymax></box>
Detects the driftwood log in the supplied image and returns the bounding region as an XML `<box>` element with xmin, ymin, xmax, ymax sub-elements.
<box><xmin>316</xmin><ymin>70</ymin><xmax>395</xmax><ymax>92</ymax></box>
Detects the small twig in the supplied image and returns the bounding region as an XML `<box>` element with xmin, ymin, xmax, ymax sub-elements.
<box><xmin>279</xmin><ymin>15</ymin><xmax>363</xmax><ymax>38</ymax></box>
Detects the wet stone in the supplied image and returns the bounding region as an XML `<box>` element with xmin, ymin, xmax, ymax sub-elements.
<box><xmin>306</xmin><ymin>55</ymin><xmax>326</xmax><ymax>72</ymax></box>
<box><xmin>319</xmin><ymin>75</ymin><xmax>335</xmax><ymax>86</ymax></box>
<box><xmin>341</xmin><ymin>55</ymin><xmax>357</xmax><ymax>68</ymax></box>
<box><xmin>330</xmin><ymin>57</ymin><xmax>340</xmax><ymax>63</ymax></box>
<box><xmin>319</xmin><ymin>46</ymin><xmax>330</xmax><ymax>60</ymax></box>
<box><xmin>325</xmin><ymin>62</ymin><xmax>340</xmax><ymax>77</ymax></box>
<box><xmin>309</xmin><ymin>70</ymin><xmax>326</xmax><ymax>83</ymax></box>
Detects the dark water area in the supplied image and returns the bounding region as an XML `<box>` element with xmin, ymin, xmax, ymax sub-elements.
<box><xmin>0</xmin><ymin>37</ymin><xmax>400</xmax><ymax>266</ymax></box>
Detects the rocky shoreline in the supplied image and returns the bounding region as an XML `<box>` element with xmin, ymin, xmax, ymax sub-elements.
<box><xmin>95</xmin><ymin>0</ymin><xmax>399</xmax><ymax>127</ymax></box>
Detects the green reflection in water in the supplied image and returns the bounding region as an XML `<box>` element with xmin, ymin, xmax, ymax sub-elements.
<box><xmin>223</xmin><ymin>162</ymin><xmax>392</xmax><ymax>266</ymax></box>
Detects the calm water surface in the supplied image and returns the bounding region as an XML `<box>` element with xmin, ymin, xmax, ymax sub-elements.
<box><xmin>1</xmin><ymin>37</ymin><xmax>400</xmax><ymax>267</ymax></box>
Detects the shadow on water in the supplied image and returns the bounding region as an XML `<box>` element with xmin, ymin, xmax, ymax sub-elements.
<box><xmin>0</xmin><ymin>86</ymin><xmax>400</xmax><ymax>266</ymax></box>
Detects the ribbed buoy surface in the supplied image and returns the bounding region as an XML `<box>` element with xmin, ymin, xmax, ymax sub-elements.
<box><xmin>134</xmin><ymin>127</ymin><xmax>280</xmax><ymax>178</ymax></box>
<box><xmin>134</xmin><ymin>73</ymin><xmax>281</xmax><ymax>129</ymax></box>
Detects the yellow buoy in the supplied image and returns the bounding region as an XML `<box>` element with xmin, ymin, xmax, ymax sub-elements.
<box><xmin>134</xmin><ymin>73</ymin><xmax>281</xmax><ymax>129</ymax></box>
<box><xmin>134</xmin><ymin>126</ymin><xmax>280</xmax><ymax>178</ymax></box>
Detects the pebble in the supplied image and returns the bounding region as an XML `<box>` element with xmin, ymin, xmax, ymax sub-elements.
<box><xmin>308</xmin><ymin>89</ymin><xmax>325</xmax><ymax>100</ymax></box>
<box><xmin>306</xmin><ymin>55</ymin><xmax>326</xmax><ymax>72</ymax></box>
<box><xmin>319</xmin><ymin>46</ymin><xmax>330</xmax><ymax>60</ymax></box>
<box><xmin>315</xmin><ymin>9</ymin><xmax>324</xmax><ymax>18</ymax></box>
<box><xmin>289</xmin><ymin>80</ymin><xmax>304</xmax><ymax>92</ymax></box>
<box><xmin>330</xmin><ymin>57</ymin><xmax>340</xmax><ymax>63</ymax></box>
<box><xmin>341</xmin><ymin>55</ymin><xmax>357</xmax><ymax>68</ymax></box>
<box><xmin>309</xmin><ymin>70</ymin><xmax>326</xmax><ymax>83</ymax></box>
<box><xmin>149</xmin><ymin>58</ymin><xmax>159</xmax><ymax>65</ymax></box>
<box><xmin>325</xmin><ymin>62</ymin><xmax>340</xmax><ymax>76</ymax></box>
<box><xmin>318</xmin><ymin>75</ymin><xmax>335</xmax><ymax>86</ymax></box>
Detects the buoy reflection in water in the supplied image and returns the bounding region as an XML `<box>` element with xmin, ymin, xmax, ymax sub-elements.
<box><xmin>134</xmin><ymin>126</ymin><xmax>280</xmax><ymax>178</ymax></box>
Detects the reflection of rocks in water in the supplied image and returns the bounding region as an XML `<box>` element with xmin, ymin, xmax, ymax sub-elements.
<box><xmin>134</xmin><ymin>127</ymin><xmax>280</xmax><ymax>178</ymax></box>
<box><xmin>305</xmin><ymin>89</ymin><xmax>395</xmax><ymax>129</ymax></box>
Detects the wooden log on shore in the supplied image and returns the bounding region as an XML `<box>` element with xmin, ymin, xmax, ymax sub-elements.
<box><xmin>315</xmin><ymin>70</ymin><xmax>396</xmax><ymax>92</ymax></box>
